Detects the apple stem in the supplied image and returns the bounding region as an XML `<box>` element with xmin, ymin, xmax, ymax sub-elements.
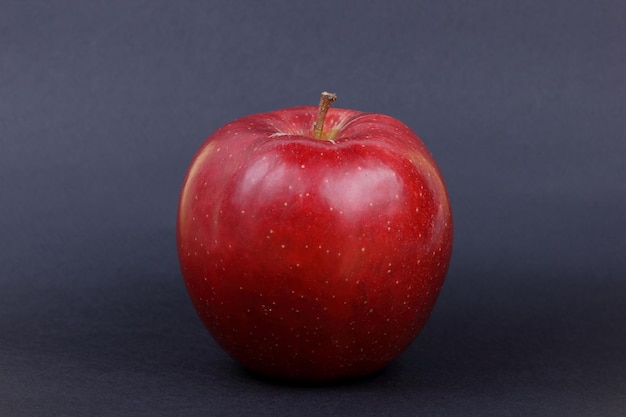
<box><xmin>312</xmin><ymin>91</ymin><xmax>337</xmax><ymax>139</ymax></box>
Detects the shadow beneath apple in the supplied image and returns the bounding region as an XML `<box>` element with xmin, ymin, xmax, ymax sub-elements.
<box><xmin>236</xmin><ymin>364</ymin><xmax>392</xmax><ymax>389</ymax></box>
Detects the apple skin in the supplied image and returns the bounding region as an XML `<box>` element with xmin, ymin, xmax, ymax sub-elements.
<box><xmin>177</xmin><ymin>105</ymin><xmax>453</xmax><ymax>382</ymax></box>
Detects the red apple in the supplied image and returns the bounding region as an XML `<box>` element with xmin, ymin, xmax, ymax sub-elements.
<box><xmin>177</xmin><ymin>93</ymin><xmax>453</xmax><ymax>382</ymax></box>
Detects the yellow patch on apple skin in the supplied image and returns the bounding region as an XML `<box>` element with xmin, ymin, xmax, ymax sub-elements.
<box><xmin>321</xmin><ymin>112</ymin><xmax>362</xmax><ymax>142</ymax></box>
<box><xmin>178</xmin><ymin>141</ymin><xmax>218</xmax><ymax>232</ymax></box>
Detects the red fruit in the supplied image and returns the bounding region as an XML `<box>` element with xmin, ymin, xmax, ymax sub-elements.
<box><xmin>177</xmin><ymin>93</ymin><xmax>453</xmax><ymax>382</ymax></box>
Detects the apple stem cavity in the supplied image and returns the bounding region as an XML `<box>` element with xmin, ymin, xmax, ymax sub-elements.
<box><xmin>312</xmin><ymin>91</ymin><xmax>337</xmax><ymax>140</ymax></box>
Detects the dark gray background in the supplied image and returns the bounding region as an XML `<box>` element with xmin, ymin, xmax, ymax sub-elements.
<box><xmin>1</xmin><ymin>1</ymin><xmax>625</xmax><ymax>415</ymax></box>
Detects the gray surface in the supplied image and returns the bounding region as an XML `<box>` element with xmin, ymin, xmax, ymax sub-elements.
<box><xmin>1</xmin><ymin>1</ymin><xmax>625</xmax><ymax>415</ymax></box>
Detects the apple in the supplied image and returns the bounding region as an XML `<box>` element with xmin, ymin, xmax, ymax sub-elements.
<box><xmin>177</xmin><ymin>92</ymin><xmax>453</xmax><ymax>382</ymax></box>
